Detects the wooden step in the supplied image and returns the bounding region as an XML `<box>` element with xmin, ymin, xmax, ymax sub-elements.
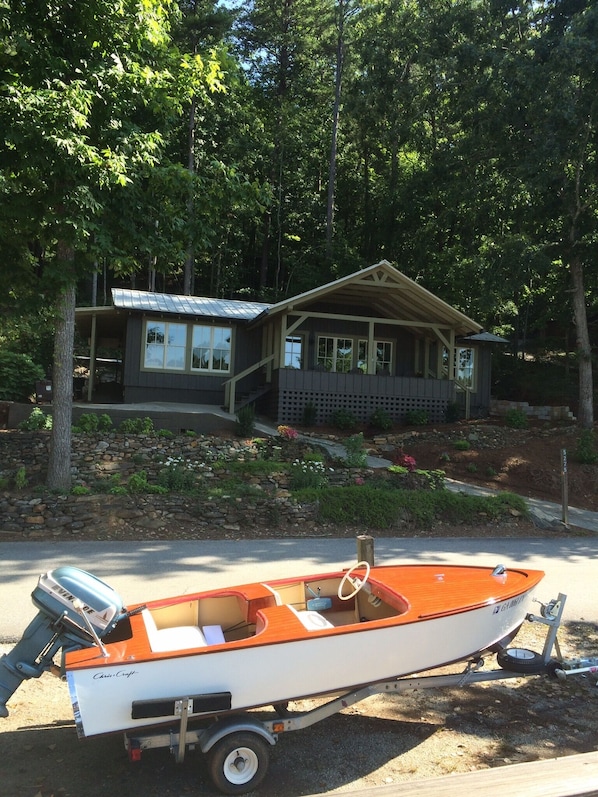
<box><xmin>307</xmin><ymin>751</ymin><xmax>598</xmax><ymax>797</ymax></box>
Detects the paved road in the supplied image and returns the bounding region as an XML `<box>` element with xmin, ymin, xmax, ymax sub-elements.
<box><xmin>1</xmin><ymin>537</ymin><xmax>597</xmax><ymax>641</ymax></box>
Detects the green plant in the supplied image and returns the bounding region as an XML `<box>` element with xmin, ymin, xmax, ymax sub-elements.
<box><xmin>465</xmin><ymin>463</ymin><xmax>478</xmax><ymax>473</ymax></box>
<box><xmin>157</xmin><ymin>457</ymin><xmax>199</xmax><ymax>491</ymax></box>
<box><xmin>156</xmin><ymin>428</ymin><xmax>174</xmax><ymax>438</ymax></box>
<box><xmin>344</xmin><ymin>432</ymin><xmax>367</xmax><ymax>467</ymax></box>
<box><xmin>301</xmin><ymin>402</ymin><xmax>318</xmax><ymax>426</ymax></box>
<box><xmin>18</xmin><ymin>407</ymin><xmax>52</xmax><ymax>430</ymax></box>
<box><xmin>575</xmin><ymin>430</ymin><xmax>598</xmax><ymax>464</ymax></box>
<box><xmin>0</xmin><ymin>351</ymin><xmax>44</xmax><ymax>402</ymax></box>
<box><xmin>126</xmin><ymin>470</ymin><xmax>166</xmax><ymax>494</ymax></box>
<box><xmin>15</xmin><ymin>466</ymin><xmax>27</xmax><ymax>489</ymax></box>
<box><xmin>289</xmin><ymin>459</ymin><xmax>329</xmax><ymax>489</ymax></box>
<box><xmin>330</xmin><ymin>408</ymin><xmax>357</xmax><ymax>431</ymax></box>
<box><xmin>235</xmin><ymin>404</ymin><xmax>255</xmax><ymax>436</ymax></box>
<box><xmin>504</xmin><ymin>408</ymin><xmax>528</xmax><ymax>429</ymax></box>
<box><xmin>119</xmin><ymin>416</ymin><xmax>154</xmax><ymax>434</ymax></box>
<box><xmin>486</xmin><ymin>466</ymin><xmax>497</xmax><ymax>477</ymax></box>
<box><xmin>439</xmin><ymin>452</ymin><xmax>451</xmax><ymax>463</ymax></box>
<box><xmin>405</xmin><ymin>408</ymin><xmax>429</xmax><ymax>426</ymax></box>
<box><xmin>71</xmin><ymin>485</ymin><xmax>91</xmax><ymax>495</ymax></box>
<box><xmin>453</xmin><ymin>439</ymin><xmax>471</xmax><ymax>451</ymax></box>
<box><xmin>74</xmin><ymin>413</ymin><xmax>99</xmax><ymax>433</ymax></box>
<box><xmin>98</xmin><ymin>414</ymin><xmax>113</xmax><ymax>432</ymax></box>
<box><xmin>369</xmin><ymin>407</ymin><xmax>393</xmax><ymax>432</ymax></box>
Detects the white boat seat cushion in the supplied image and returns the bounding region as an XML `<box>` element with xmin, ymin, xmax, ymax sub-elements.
<box><xmin>288</xmin><ymin>606</ymin><xmax>334</xmax><ymax>632</ymax></box>
<box><xmin>142</xmin><ymin>609</ymin><xmax>206</xmax><ymax>652</ymax></box>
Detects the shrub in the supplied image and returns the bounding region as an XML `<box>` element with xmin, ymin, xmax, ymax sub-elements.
<box><xmin>330</xmin><ymin>408</ymin><xmax>357</xmax><ymax>431</ymax></box>
<box><xmin>235</xmin><ymin>404</ymin><xmax>255</xmax><ymax>436</ymax></box>
<box><xmin>453</xmin><ymin>439</ymin><xmax>471</xmax><ymax>451</ymax></box>
<box><xmin>369</xmin><ymin>407</ymin><xmax>393</xmax><ymax>432</ymax></box>
<box><xmin>71</xmin><ymin>485</ymin><xmax>91</xmax><ymax>495</ymax></box>
<box><xmin>344</xmin><ymin>432</ymin><xmax>367</xmax><ymax>467</ymax></box>
<box><xmin>158</xmin><ymin>458</ymin><xmax>198</xmax><ymax>491</ymax></box>
<box><xmin>18</xmin><ymin>407</ymin><xmax>52</xmax><ymax>430</ymax></box>
<box><xmin>504</xmin><ymin>408</ymin><xmax>528</xmax><ymax>429</ymax></box>
<box><xmin>289</xmin><ymin>459</ymin><xmax>329</xmax><ymax>489</ymax></box>
<box><xmin>119</xmin><ymin>417</ymin><xmax>154</xmax><ymax>434</ymax></box>
<box><xmin>392</xmin><ymin>453</ymin><xmax>417</xmax><ymax>471</ymax></box>
<box><xmin>74</xmin><ymin>413</ymin><xmax>99</xmax><ymax>433</ymax></box>
<box><xmin>575</xmin><ymin>430</ymin><xmax>598</xmax><ymax>464</ymax></box>
<box><xmin>127</xmin><ymin>470</ymin><xmax>167</xmax><ymax>494</ymax></box>
<box><xmin>405</xmin><ymin>408</ymin><xmax>428</xmax><ymax>426</ymax></box>
<box><xmin>300</xmin><ymin>486</ymin><xmax>528</xmax><ymax>529</ymax></box>
<box><xmin>156</xmin><ymin>428</ymin><xmax>174</xmax><ymax>438</ymax></box>
<box><xmin>465</xmin><ymin>463</ymin><xmax>478</xmax><ymax>473</ymax></box>
<box><xmin>301</xmin><ymin>402</ymin><xmax>318</xmax><ymax>426</ymax></box>
<box><xmin>0</xmin><ymin>351</ymin><xmax>44</xmax><ymax>402</ymax></box>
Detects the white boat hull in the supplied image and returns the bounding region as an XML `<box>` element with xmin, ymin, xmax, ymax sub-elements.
<box><xmin>67</xmin><ymin>586</ymin><xmax>536</xmax><ymax>737</ymax></box>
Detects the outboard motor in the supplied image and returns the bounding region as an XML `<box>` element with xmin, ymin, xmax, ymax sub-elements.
<box><xmin>0</xmin><ymin>566</ymin><xmax>125</xmax><ymax>718</ymax></box>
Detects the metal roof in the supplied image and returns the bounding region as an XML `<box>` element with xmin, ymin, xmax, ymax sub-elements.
<box><xmin>111</xmin><ymin>289</ymin><xmax>270</xmax><ymax>322</ymax></box>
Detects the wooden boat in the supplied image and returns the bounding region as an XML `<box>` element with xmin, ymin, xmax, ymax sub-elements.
<box><xmin>49</xmin><ymin>561</ymin><xmax>544</xmax><ymax>738</ymax></box>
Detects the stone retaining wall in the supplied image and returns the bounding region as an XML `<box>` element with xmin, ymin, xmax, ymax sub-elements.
<box><xmin>490</xmin><ymin>399</ymin><xmax>575</xmax><ymax>422</ymax></box>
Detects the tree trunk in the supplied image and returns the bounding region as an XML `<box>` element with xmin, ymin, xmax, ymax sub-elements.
<box><xmin>326</xmin><ymin>0</ymin><xmax>345</xmax><ymax>259</ymax></box>
<box><xmin>47</xmin><ymin>278</ymin><xmax>76</xmax><ymax>491</ymax></box>
<box><xmin>570</xmin><ymin>254</ymin><xmax>593</xmax><ymax>429</ymax></box>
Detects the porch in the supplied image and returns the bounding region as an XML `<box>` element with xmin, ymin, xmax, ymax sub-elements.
<box><xmin>263</xmin><ymin>368</ymin><xmax>457</xmax><ymax>426</ymax></box>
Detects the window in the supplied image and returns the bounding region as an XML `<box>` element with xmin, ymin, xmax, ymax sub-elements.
<box><xmin>443</xmin><ymin>346</ymin><xmax>476</xmax><ymax>388</ymax></box>
<box><xmin>143</xmin><ymin>320</ymin><xmax>232</xmax><ymax>373</ymax></box>
<box><xmin>192</xmin><ymin>325</ymin><xmax>231</xmax><ymax>373</ymax></box>
<box><xmin>144</xmin><ymin>322</ymin><xmax>186</xmax><ymax>370</ymax></box>
<box><xmin>317</xmin><ymin>336</ymin><xmax>393</xmax><ymax>373</ymax></box>
<box><xmin>285</xmin><ymin>335</ymin><xmax>303</xmax><ymax>368</ymax></box>
<box><xmin>456</xmin><ymin>347</ymin><xmax>475</xmax><ymax>388</ymax></box>
<box><xmin>358</xmin><ymin>340</ymin><xmax>393</xmax><ymax>374</ymax></box>
<box><xmin>317</xmin><ymin>337</ymin><xmax>353</xmax><ymax>372</ymax></box>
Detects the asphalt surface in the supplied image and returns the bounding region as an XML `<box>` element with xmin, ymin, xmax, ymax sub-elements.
<box><xmin>1</xmin><ymin>536</ymin><xmax>597</xmax><ymax>642</ymax></box>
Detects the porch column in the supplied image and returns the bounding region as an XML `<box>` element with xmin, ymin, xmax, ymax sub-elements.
<box><xmin>368</xmin><ymin>320</ymin><xmax>375</xmax><ymax>374</ymax></box>
<box><xmin>86</xmin><ymin>314</ymin><xmax>98</xmax><ymax>402</ymax></box>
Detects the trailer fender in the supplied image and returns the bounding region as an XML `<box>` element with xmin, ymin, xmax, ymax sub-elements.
<box><xmin>199</xmin><ymin>716</ymin><xmax>277</xmax><ymax>754</ymax></box>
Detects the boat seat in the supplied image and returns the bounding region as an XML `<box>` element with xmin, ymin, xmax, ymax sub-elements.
<box><xmin>288</xmin><ymin>605</ymin><xmax>334</xmax><ymax>632</ymax></box>
<box><xmin>202</xmin><ymin>624</ymin><xmax>225</xmax><ymax>645</ymax></box>
<box><xmin>142</xmin><ymin>609</ymin><xmax>207</xmax><ymax>652</ymax></box>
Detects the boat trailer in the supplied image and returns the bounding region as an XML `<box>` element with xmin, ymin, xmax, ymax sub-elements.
<box><xmin>122</xmin><ymin>591</ymin><xmax>597</xmax><ymax>794</ymax></box>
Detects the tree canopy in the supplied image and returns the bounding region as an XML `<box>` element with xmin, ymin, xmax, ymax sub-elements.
<box><xmin>2</xmin><ymin>0</ymin><xmax>598</xmax><ymax>451</ymax></box>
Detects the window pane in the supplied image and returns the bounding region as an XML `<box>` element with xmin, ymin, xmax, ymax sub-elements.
<box><xmin>457</xmin><ymin>348</ymin><xmax>475</xmax><ymax>387</ymax></box>
<box><xmin>317</xmin><ymin>337</ymin><xmax>334</xmax><ymax>371</ymax></box>
<box><xmin>168</xmin><ymin>324</ymin><xmax>187</xmax><ymax>346</ymax></box>
<box><xmin>336</xmin><ymin>339</ymin><xmax>353</xmax><ymax>373</ymax></box>
<box><xmin>191</xmin><ymin>325</ymin><xmax>231</xmax><ymax>372</ymax></box>
<box><xmin>146</xmin><ymin>323</ymin><xmax>165</xmax><ymax>345</ymax></box>
<box><xmin>145</xmin><ymin>343</ymin><xmax>165</xmax><ymax>368</ymax></box>
<box><xmin>285</xmin><ymin>335</ymin><xmax>302</xmax><ymax>368</ymax></box>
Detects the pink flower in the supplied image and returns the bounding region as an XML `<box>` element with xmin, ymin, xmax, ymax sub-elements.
<box><xmin>277</xmin><ymin>425</ymin><xmax>298</xmax><ymax>441</ymax></box>
<box><xmin>354</xmin><ymin>476</ymin><xmax>365</xmax><ymax>485</ymax></box>
<box><xmin>393</xmin><ymin>453</ymin><xmax>417</xmax><ymax>471</ymax></box>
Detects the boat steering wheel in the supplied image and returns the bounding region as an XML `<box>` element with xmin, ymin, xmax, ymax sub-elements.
<box><xmin>338</xmin><ymin>561</ymin><xmax>371</xmax><ymax>601</ymax></box>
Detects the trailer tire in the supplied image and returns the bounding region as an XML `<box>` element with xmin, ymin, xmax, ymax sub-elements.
<box><xmin>207</xmin><ymin>731</ymin><xmax>270</xmax><ymax>795</ymax></box>
<box><xmin>497</xmin><ymin>647</ymin><xmax>545</xmax><ymax>674</ymax></box>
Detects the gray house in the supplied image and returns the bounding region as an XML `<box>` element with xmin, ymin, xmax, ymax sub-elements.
<box><xmin>75</xmin><ymin>260</ymin><xmax>493</xmax><ymax>425</ymax></box>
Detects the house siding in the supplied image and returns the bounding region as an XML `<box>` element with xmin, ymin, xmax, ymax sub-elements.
<box><xmin>122</xmin><ymin>316</ymin><xmax>262</xmax><ymax>406</ymax></box>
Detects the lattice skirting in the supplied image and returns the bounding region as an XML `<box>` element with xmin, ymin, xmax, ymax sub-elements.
<box><xmin>276</xmin><ymin>390</ymin><xmax>449</xmax><ymax>425</ymax></box>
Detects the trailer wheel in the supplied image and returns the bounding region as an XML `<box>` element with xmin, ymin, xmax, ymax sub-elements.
<box><xmin>497</xmin><ymin>647</ymin><xmax>546</xmax><ymax>674</ymax></box>
<box><xmin>207</xmin><ymin>732</ymin><xmax>270</xmax><ymax>795</ymax></box>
